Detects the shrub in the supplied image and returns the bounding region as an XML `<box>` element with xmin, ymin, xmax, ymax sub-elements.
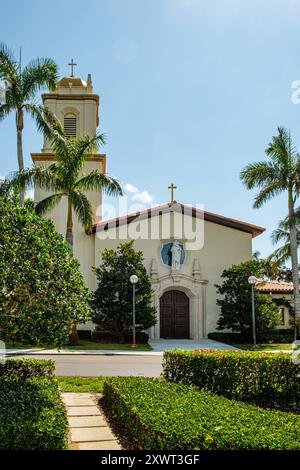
<box><xmin>208</xmin><ymin>330</ymin><xmax>295</xmax><ymax>344</ymax></box>
<box><xmin>103</xmin><ymin>377</ymin><xmax>300</xmax><ymax>450</ymax></box>
<box><xmin>0</xmin><ymin>358</ymin><xmax>55</xmax><ymax>379</ymax></box>
<box><xmin>92</xmin><ymin>241</ymin><xmax>156</xmax><ymax>342</ymax></box>
<box><xmin>91</xmin><ymin>329</ymin><xmax>149</xmax><ymax>344</ymax></box>
<box><xmin>215</xmin><ymin>260</ymin><xmax>280</xmax><ymax>339</ymax></box>
<box><xmin>162</xmin><ymin>350</ymin><xmax>300</xmax><ymax>406</ymax></box>
<box><xmin>0</xmin><ymin>197</ymin><xmax>90</xmax><ymax>347</ymax></box>
<box><xmin>0</xmin><ymin>377</ymin><xmax>68</xmax><ymax>449</ymax></box>
<box><xmin>207</xmin><ymin>332</ymin><xmax>247</xmax><ymax>344</ymax></box>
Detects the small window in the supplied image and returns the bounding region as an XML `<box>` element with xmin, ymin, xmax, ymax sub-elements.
<box><xmin>64</xmin><ymin>113</ymin><xmax>77</xmax><ymax>137</ymax></box>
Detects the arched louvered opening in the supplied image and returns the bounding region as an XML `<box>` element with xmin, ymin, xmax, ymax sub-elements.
<box><xmin>64</xmin><ymin>113</ymin><xmax>77</xmax><ymax>137</ymax></box>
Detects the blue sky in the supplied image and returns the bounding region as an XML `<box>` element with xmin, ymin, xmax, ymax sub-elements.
<box><xmin>1</xmin><ymin>0</ymin><xmax>300</xmax><ymax>257</ymax></box>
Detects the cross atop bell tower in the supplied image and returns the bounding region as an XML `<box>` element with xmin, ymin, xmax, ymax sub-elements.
<box><xmin>68</xmin><ymin>58</ymin><xmax>77</xmax><ymax>77</ymax></box>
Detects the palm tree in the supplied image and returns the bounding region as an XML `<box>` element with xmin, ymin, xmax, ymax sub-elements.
<box><xmin>0</xmin><ymin>43</ymin><xmax>58</xmax><ymax>204</ymax></box>
<box><xmin>11</xmin><ymin>127</ymin><xmax>123</xmax><ymax>251</ymax></box>
<box><xmin>11</xmin><ymin>126</ymin><xmax>123</xmax><ymax>344</ymax></box>
<box><xmin>240</xmin><ymin>127</ymin><xmax>300</xmax><ymax>338</ymax></box>
<box><xmin>270</xmin><ymin>209</ymin><xmax>300</xmax><ymax>264</ymax></box>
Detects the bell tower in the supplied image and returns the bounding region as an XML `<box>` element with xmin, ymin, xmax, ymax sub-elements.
<box><xmin>31</xmin><ymin>64</ymin><xmax>106</xmax><ymax>287</ymax></box>
<box><xmin>32</xmin><ymin>64</ymin><xmax>106</xmax><ymax>225</ymax></box>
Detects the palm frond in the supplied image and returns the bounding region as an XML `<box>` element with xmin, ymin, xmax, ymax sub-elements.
<box><xmin>270</xmin><ymin>244</ymin><xmax>291</xmax><ymax>265</ymax></box>
<box><xmin>66</xmin><ymin>133</ymin><xmax>106</xmax><ymax>165</ymax></box>
<box><xmin>21</xmin><ymin>58</ymin><xmax>58</xmax><ymax>100</ymax></box>
<box><xmin>253</xmin><ymin>182</ymin><xmax>282</xmax><ymax>208</ymax></box>
<box><xmin>271</xmin><ymin>226</ymin><xmax>290</xmax><ymax>245</ymax></box>
<box><xmin>75</xmin><ymin>170</ymin><xmax>123</xmax><ymax>196</ymax></box>
<box><xmin>9</xmin><ymin>167</ymin><xmax>61</xmax><ymax>192</ymax></box>
<box><xmin>265</xmin><ymin>126</ymin><xmax>297</xmax><ymax>167</ymax></box>
<box><xmin>0</xmin><ymin>103</ymin><xmax>12</xmax><ymax>121</ymax></box>
<box><xmin>24</xmin><ymin>103</ymin><xmax>63</xmax><ymax>142</ymax></box>
<box><xmin>0</xmin><ymin>43</ymin><xmax>18</xmax><ymax>87</ymax></box>
<box><xmin>240</xmin><ymin>161</ymin><xmax>277</xmax><ymax>189</ymax></box>
<box><xmin>35</xmin><ymin>193</ymin><xmax>64</xmax><ymax>216</ymax></box>
<box><xmin>69</xmin><ymin>190</ymin><xmax>93</xmax><ymax>230</ymax></box>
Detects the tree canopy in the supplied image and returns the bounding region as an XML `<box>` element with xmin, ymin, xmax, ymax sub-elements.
<box><xmin>0</xmin><ymin>197</ymin><xmax>90</xmax><ymax>346</ymax></box>
<box><xmin>92</xmin><ymin>241</ymin><xmax>157</xmax><ymax>342</ymax></box>
<box><xmin>215</xmin><ymin>259</ymin><xmax>281</xmax><ymax>339</ymax></box>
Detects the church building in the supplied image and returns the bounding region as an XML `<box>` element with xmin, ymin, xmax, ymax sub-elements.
<box><xmin>32</xmin><ymin>68</ymin><xmax>265</xmax><ymax>340</ymax></box>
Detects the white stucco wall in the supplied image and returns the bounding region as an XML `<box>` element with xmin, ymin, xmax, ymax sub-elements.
<box><xmin>92</xmin><ymin>212</ymin><xmax>253</xmax><ymax>337</ymax></box>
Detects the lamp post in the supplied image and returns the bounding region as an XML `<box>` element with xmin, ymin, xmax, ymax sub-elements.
<box><xmin>129</xmin><ymin>274</ymin><xmax>139</xmax><ymax>348</ymax></box>
<box><xmin>248</xmin><ymin>276</ymin><xmax>257</xmax><ymax>347</ymax></box>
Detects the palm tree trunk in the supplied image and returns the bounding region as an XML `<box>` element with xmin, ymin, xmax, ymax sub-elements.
<box><xmin>66</xmin><ymin>198</ymin><xmax>74</xmax><ymax>252</ymax></box>
<box><xmin>17</xmin><ymin>108</ymin><xmax>25</xmax><ymax>206</ymax></box>
<box><xmin>65</xmin><ymin>199</ymin><xmax>79</xmax><ymax>345</ymax></box>
<box><xmin>288</xmin><ymin>187</ymin><xmax>300</xmax><ymax>339</ymax></box>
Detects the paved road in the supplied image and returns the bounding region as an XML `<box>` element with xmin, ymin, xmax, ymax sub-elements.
<box><xmin>10</xmin><ymin>353</ymin><xmax>163</xmax><ymax>377</ymax></box>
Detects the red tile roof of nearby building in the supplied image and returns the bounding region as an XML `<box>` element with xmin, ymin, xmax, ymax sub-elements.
<box><xmin>256</xmin><ymin>281</ymin><xmax>294</xmax><ymax>293</ymax></box>
<box><xmin>92</xmin><ymin>202</ymin><xmax>265</xmax><ymax>238</ymax></box>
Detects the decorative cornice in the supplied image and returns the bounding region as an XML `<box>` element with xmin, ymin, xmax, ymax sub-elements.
<box><xmin>151</xmin><ymin>272</ymin><xmax>208</xmax><ymax>286</ymax></box>
<box><xmin>31</xmin><ymin>153</ymin><xmax>106</xmax><ymax>173</ymax></box>
<box><xmin>42</xmin><ymin>93</ymin><xmax>99</xmax><ymax>105</ymax></box>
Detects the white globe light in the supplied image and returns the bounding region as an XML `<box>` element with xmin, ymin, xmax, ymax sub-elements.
<box><xmin>130</xmin><ymin>274</ymin><xmax>139</xmax><ymax>284</ymax></box>
<box><xmin>248</xmin><ymin>276</ymin><xmax>257</xmax><ymax>285</ymax></box>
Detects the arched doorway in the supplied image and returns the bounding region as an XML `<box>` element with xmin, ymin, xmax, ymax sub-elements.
<box><xmin>160</xmin><ymin>290</ymin><xmax>190</xmax><ymax>339</ymax></box>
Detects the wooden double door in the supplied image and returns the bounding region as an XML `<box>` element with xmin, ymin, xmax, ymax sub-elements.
<box><xmin>160</xmin><ymin>290</ymin><xmax>189</xmax><ymax>339</ymax></box>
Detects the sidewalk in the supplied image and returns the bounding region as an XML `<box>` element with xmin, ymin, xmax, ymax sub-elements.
<box><xmin>5</xmin><ymin>348</ymin><xmax>163</xmax><ymax>356</ymax></box>
<box><xmin>5</xmin><ymin>338</ymin><xmax>239</xmax><ymax>356</ymax></box>
<box><xmin>62</xmin><ymin>392</ymin><xmax>121</xmax><ymax>450</ymax></box>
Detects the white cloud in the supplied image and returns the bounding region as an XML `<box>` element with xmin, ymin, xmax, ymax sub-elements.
<box><xmin>131</xmin><ymin>190</ymin><xmax>155</xmax><ymax>205</ymax></box>
<box><xmin>124</xmin><ymin>183</ymin><xmax>139</xmax><ymax>193</ymax></box>
<box><xmin>124</xmin><ymin>182</ymin><xmax>155</xmax><ymax>206</ymax></box>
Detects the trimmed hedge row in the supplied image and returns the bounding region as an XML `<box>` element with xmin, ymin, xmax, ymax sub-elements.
<box><xmin>208</xmin><ymin>330</ymin><xmax>295</xmax><ymax>344</ymax></box>
<box><xmin>0</xmin><ymin>359</ymin><xmax>68</xmax><ymax>450</ymax></box>
<box><xmin>162</xmin><ymin>350</ymin><xmax>300</xmax><ymax>406</ymax></box>
<box><xmin>103</xmin><ymin>377</ymin><xmax>300</xmax><ymax>450</ymax></box>
<box><xmin>0</xmin><ymin>377</ymin><xmax>68</xmax><ymax>449</ymax></box>
<box><xmin>0</xmin><ymin>358</ymin><xmax>55</xmax><ymax>379</ymax></box>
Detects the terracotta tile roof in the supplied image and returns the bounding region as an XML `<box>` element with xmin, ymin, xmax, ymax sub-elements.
<box><xmin>256</xmin><ymin>281</ymin><xmax>294</xmax><ymax>293</ymax></box>
<box><xmin>92</xmin><ymin>202</ymin><xmax>265</xmax><ymax>238</ymax></box>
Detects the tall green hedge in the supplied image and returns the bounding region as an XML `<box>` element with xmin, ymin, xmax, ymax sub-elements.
<box><xmin>103</xmin><ymin>377</ymin><xmax>300</xmax><ymax>450</ymax></box>
<box><xmin>0</xmin><ymin>378</ymin><xmax>68</xmax><ymax>449</ymax></box>
<box><xmin>0</xmin><ymin>197</ymin><xmax>90</xmax><ymax>347</ymax></box>
<box><xmin>162</xmin><ymin>350</ymin><xmax>300</xmax><ymax>406</ymax></box>
<box><xmin>0</xmin><ymin>359</ymin><xmax>68</xmax><ymax>450</ymax></box>
<box><xmin>0</xmin><ymin>358</ymin><xmax>55</xmax><ymax>379</ymax></box>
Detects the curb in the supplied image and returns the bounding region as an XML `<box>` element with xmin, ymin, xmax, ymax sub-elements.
<box><xmin>5</xmin><ymin>350</ymin><xmax>163</xmax><ymax>357</ymax></box>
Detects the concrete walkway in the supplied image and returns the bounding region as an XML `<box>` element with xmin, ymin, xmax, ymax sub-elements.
<box><xmin>62</xmin><ymin>393</ymin><xmax>121</xmax><ymax>450</ymax></box>
<box><xmin>6</xmin><ymin>339</ymin><xmax>238</xmax><ymax>356</ymax></box>
<box><xmin>149</xmin><ymin>338</ymin><xmax>238</xmax><ymax>352</ymax></box>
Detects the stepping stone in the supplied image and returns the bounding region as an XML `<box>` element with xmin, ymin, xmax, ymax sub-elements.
<box><xmin>76</xmin><ymin>441</ymin><xmax>121</xmax><ymax>450</ymax></box>
<box><xmin>68</xmin><ymin>416</ymin><xmax>107</xmax><ymax>428</ymax></box>
<box><xmin>63</xmin><ymin>397</ymin><xmax>97</xmax><ymax>406</ymax></box>
<box><xmin>62</xmin><ymin>393</ymin><xmax>94</xmax><ymax>399</ymax></box>
<box><xmin>71</xmin><ymin>427</ymin><xmax>116</xmax><ymax>442</ymax></box>
<box><xmin>67</xmin><ymin>406</ymin><xmax>101</xmax><ymax>416</ymax></box>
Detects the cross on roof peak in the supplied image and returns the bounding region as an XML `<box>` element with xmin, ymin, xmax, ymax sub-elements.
<box><xmin>168</xmin><ymin>183</ymin><xmax>177</xmax><ymax>204</ymax></box>
<box><xmin>68</xmin><ymin>59</ymin><xmax>77</xmax><ymax>77</ymax></box>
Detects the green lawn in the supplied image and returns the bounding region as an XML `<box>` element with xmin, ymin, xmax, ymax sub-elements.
<box><xmin>236</xmin><ymin>343</ymin><xmax>298</xmax><ymax>351</ymax></box>
<box><xmin>57</xmin><ymin>376</ymin><xmax>105</xmax><ymax>393</ymax></box>
<box><xmin>62</xmin><ymin>340</ymin><xmax>152</xmax><ymax>351</ymax></box>
<box><xmin>5</xmin><ymin>339</ymin><xmax>152</xmax><ymax>351</ymax></box>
